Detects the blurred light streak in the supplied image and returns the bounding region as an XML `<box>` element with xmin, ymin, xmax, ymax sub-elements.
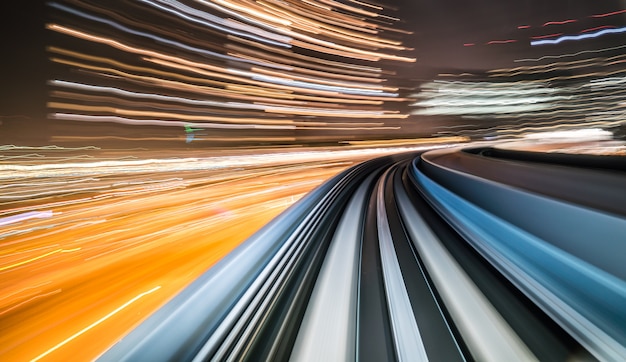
<box><xmin>522</xmin><ymin>128</ymin><xmax>613</xmax><ymax>140</ymax></box>
<box><xmin>0</xmin><ymin>290</ymin><xmax>63</xmax><ymax>319</ymax></box>
<box><xmin>517</xmin><ymin>43</ymin><xmax>626</xmax><ymax>62</ymax></box>
<box><xmin>0</xmin><ymin>211</ymin><xmax>54</xmax><ymax>227</ymax></box>
<box><xmin>591</xmin><ymin>9</ymin><xmax>626</xmax><ymax>18</ymax></box>
<box><xmin>411</xmin><ymin>80</ymin><xmax>562</xmax><ymax>115</ymax></box>
<box><xmin>347</xmin><ymin>0</ymin><xmax>383</xmax><ymax>11</ymax></box>
<box><xmin>581</xmin><ymin>25</ymin><xmax>616</xmax><ymax>33</ymax></box>
<box><xmin>194</xmin><ymin>0</ymin><xmax>414</xmax><ymax>62</ymax></box>
<box><xmin>224</xmin><ymin>36</ymin><xmax>385</xmax><ymax>76</ymax></box>
<box><xmin>247</xmin><ymin>67</ymin><xmax>392</xmax><ymax>91</ymax></box>
<box><xmin>49</xmin><ymin>2</ymin><xmax>289</xmax><ymax>56</ymax></box>
<box><xmin>0</xmin><ymin>248</ymin><xmax>81</xmax><ymax>272</ymax></box>
<box><xmin>0</xmin><ymin>147</ymin><xmax>439</xmax><ymax>180</ymax></box>
<box><xmin>206</xmin><ymin>0</ymin><xmax>295</xmax><ymax>26</ymax></box>
<box><xmin>50</xmin><ymin>19</ymin><xmax>410</xmax><ymax>129</ymax></box>
<box><xmin>319</xmin><ymin>0</ymin><xmax>379</xmax><ymax>17</ymax></box>
<box><xmin>340</xmin><ymin>136</ymin><xmax>469</xmax><ymax>146</ymax></box>
<box><xmin>531</xmin><ymin>33</ymin><xmax>563</xmax><ymax>40</ymax></box>
<box><xmin>531</xmin><ymin>26</ymin><xmax>626</xmax><ymax>46</ymax></box>
<box><xmin>30</xmin><ymin>286</ymin><xmax>162</xmax><ymax>362</ymax></box>
<box><xmin>287</xmin><ymin>1</ymin><xmax>379</xmax><ymax>34</ymax></box>
<box><xmin>486</xmin><ymin>39</ymin><xmax>517</xmax><ymax>45</ymax></box>
<box><xmin>142</xmin><ymin>0</ymin><xmax>293</xmax><ymax>44</ymax></box>
<box><xmin>489</xmin><ymin>58</ymin><xmax>626</xmax><ymax>81</ymax></box>
<box><xmin>48</xmin><ymin>112</ymin><xmax>295</xmax><ymax>130</ymax></box>
<box><xmin>542</xmin><ymin>19</ymin><xmax>577</xmax><ymax>26</ymax></box>
<box><xmin>0</xmin><ymin>145</ymin><xmax>99</xmax><ymax>151</ymax></box>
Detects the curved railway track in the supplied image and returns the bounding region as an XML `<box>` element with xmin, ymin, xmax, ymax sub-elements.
<box><xmin>101</xmin><ymin>146</ymin><xmax>626</xmax><ymax>362</ymax></box>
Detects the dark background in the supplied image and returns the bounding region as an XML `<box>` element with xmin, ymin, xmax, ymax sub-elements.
<box><xmin>1</xmin><ymin>2</ymin><xmax>48</xmax><ymax>142</ymax></box>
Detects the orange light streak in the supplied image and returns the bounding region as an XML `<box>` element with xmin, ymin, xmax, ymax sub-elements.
<box><xmin>30</xmin><ymin>286</ymin><xmax>162</xmax><ymax>362</ymax></box>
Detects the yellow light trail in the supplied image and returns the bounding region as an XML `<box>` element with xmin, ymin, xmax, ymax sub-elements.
<box><xmin>30</xmin><ymin>286</ymin><xmax>162</xmax><ymax>362</ymax></box>
<box><xmin>0</xmin><ymin>248</ymin><xmax>81</xmax><ymax>272</ymax></box>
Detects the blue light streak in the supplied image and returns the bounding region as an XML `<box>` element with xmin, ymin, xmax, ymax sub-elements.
<box><xmin>531</xmin><ymin>26</ymin><xmax>626</xmax><ymax>46</ymax></box>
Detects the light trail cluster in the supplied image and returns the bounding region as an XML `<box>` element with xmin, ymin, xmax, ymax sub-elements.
<box><xmin>411</xmin><ymin>80</ymin><xmax>561</xmax><ymax>116</ymax></box>
<box><xmin>420</xmin><ymin>4</ymin><xmax>626</xmax><ymax>141</ymax></box>
<box><xmin>411</xmin><ymin>50</ymin><xmax>626</xmax><ymax>139</ymax></box>
<box><xmin>47</xmin><ymin>0</ymin><xmax>416</xmax><ymax>145</ymax></box>
<box><xmin>0</xmin><ymin>143</ymin><xmax>460</xmax><ymax>361</ymax></box>
<box><xmin>463</xmin><ymin>5</ymin><xmax>626</xmax><ymax>48</ymax></box>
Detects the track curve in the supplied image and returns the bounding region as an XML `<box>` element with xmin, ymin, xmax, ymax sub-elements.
<box><xmin>100</xmin><ymin>147</ymin><xmax>626</xmax><ymax>362</ymax></box>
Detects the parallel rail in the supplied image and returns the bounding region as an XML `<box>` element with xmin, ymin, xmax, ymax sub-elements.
<box><xmin>101</xmin><ymin>147</ymin><xmax>626</xmax><ymax>362</ymax></box>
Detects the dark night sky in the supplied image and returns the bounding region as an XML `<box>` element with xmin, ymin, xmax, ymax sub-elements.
<box><xmin>0</xmin><ymin>2</ymin><xmax>48</xmax><ymax>121</ymax></box>
<box><xmin>400</xmin><ymin>0</ymin><xmax>626</xmax><ymax>73</ymax></box>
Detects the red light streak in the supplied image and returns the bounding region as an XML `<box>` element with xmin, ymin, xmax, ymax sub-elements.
<box><xmin>591</xmin><ymin>9</ymin><xmax>626</xmax><ymax>18</ymax></box>
<box><xmin>580</xmin><ymin>25</ymin><xmax>616</xmax><ymax>33</ymax></box>
<box><xmin>531</xmin><ymin>33</ymin><xmax>563</xmax><ymax>40</ymax></box>
<box><xmin>542</xmin><ymin>19</ymin><xmax>577</xmax><ymax>26</ymax></box>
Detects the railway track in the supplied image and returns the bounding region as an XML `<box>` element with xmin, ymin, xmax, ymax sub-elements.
<box><xmin>101</xmin><ymin>147</ymin><xmax>626</xmax><ymax>362</ymax></box>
